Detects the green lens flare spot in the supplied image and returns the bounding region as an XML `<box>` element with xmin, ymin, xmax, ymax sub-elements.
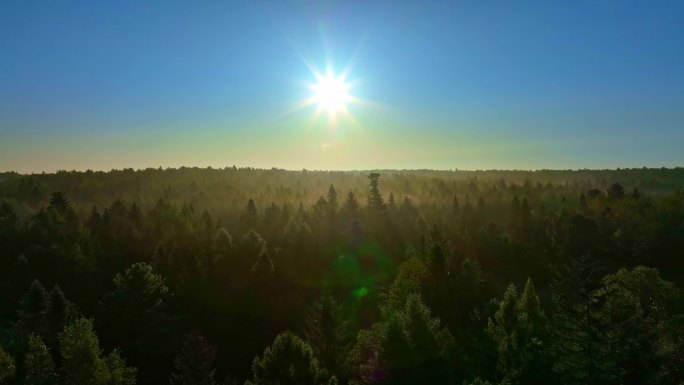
<box><xmin>352</xmin><ymin>286</ymin><xmax>369</xmax><ymax>299</ymax></box>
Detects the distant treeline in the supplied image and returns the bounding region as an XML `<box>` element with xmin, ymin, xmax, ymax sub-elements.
<box><xmin>0</xmin><ymin>167</ymin><xmax>683</xmax><ymax>384</ymax></box>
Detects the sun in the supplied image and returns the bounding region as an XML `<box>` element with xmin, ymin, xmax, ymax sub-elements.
<box><xmin>310</xmin><ymin>71</ymin><xmax>351</xmax><ymax>115</ymax></box>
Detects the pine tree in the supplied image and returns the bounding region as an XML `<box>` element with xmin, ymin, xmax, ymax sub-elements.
<box><xmin>45</xmin><ymin>285</ymin><xmax>74</xmax><ymax>350</ymax></box>
<box><xmin>515</xmin><ymin>279</ymin><xmax>548</xmax><ymax>384</ymax></box>
<box><xmin>87</xmin><ymin>206</ymin><xmax>101</xmax><ymax>237</ymax></box>
<box><xmin>379</xmin><ymin>315</ymin><xmax>412</xmax><ymax>385</ymax></box>
<box><xmin>48</xmin><ymin>192</ymin><xmax>70</xmax><ymax>214</ymax></box>
<box><xmin>327</xmin><ymin>185</ymin><xmax>338</xmax><ymax>214</ymax></box>
<box><xmin>18</xmin><ymin>279</ymin><xmax>49</xmax><ymax>336</ymax></box>
<box><xmin>59</xmin><ymin>318</ymin><xmax>136</xmax><ymax>385</ymax></box>
<box><xmin>343</xmin><ymin>192</ymin><xmax>360</xmax><ymax>219</ymax></box>
<box><xmin>111</xmin><ymin>262</ymin><xmax>168</xmax><ymax>312</ymax></box>
<box><xmin>579</xmin><ymin>193</ymin><xmax>588</xmax><ymax>210</ymax></box>
<box><xmin>305</xmin><ymin>294</ymin><xmax>348</xmax><ymax>378</ymax></box>
<box><xmin>378</xmin><ymin>294</ymin><xmax>455</xmax><ymax>385</ymax></box>
<box><xmin>488</xmin><ymin>279</ymin><xmax>548</xmax><ymax>384</ymax></box>
<box><xmin>401</xmin><ymin>294</ymin><xmax>453</xmax><ymax>383</ymax></box>
<box><xmin>367</xmin><ymin>173</ymin><xmax>385</xmax><ymax>214</ymax></box>
<box><xmin>246</xmin><ymin>331</ymin><xmax>327</xmax><ymax>385</ymax></box>
<box><xmin>240</xmin><ymin>199</ymin><xmax>258</xmax><ymax>233</ymax></box>
<box><xmin>170</xmin><ymin>329</ymin><xmax>217</xmax><ymax>385</ymax></box>
<box><xmin>550</xmin><ymin>254</ymin><xmax>609</xmax><ymax>385</ymax></box>
<box><xmin>0</xmin><ymin>347</ymin><xmax>16</xmax><ymax>385</ymax></box>
<box><xmin>214</xmin><ymin>228</ymin><xmax>233</xmax><ymax>257</ymax></box>
<box><xmin>102</xmin><ymin>349</ymin><xmax>137</xmax><ymax>385</ymax></box>
<box><xmin>251</xmin><ymin>249</ymin><xmax>275</xmax><ymax>283</ymax></box>
<box><xmin>25</xmin><ymin>334</ymin><xmax>58</xmax><ymax>385</ymax></box>
<box><xmin>151</xmin><ymin>241</ymin><xmax>173</xmax><ymax>279</ymax></box>
<box><xmin>607</xmin><ymin>183</ymin><xmax>625</xmax><ymax>199</ymax></box>
<box><xmin>60</xmin><ymin>318</ymin><xmax>107</xmax><ymax>385</ymax></box>
<box><xmin>487</xmin><ymin>284</ymin><xmax>520</xmax><ymax>380</ymax></box>
<box><xmin>128</xmin><ymin>202</ymin><xmax>142</xmax><ymax>230</ymax></box>
<box><xmin>102</xmin><ymin>263</ymin><xmax>169</xmax><ymax>384</ymax></box>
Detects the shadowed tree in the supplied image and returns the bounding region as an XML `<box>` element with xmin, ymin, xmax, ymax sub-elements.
<box><xmin>240</xmin><ymin>199</ymin><xmax>258</xmax><ymax>234</ymax></box>
<box><xmin>488</xmin><ymin>279</ymin><xmax>548</xmax><ymax>384</ymax></box>
<box><xmin>246</xmin><ymin>331</ymin><xmax>328</xmax><ymax>385</ymax></box>
<box><xmin>18</xmin><ymin>279</ymin><xmax>49</xmax><ymax>337</ymax></box>
<box><xmin>48</xmin><ymin>192</ymin><xmax>70</xmax><ymax>214</ymax></box>
<box><xmin>378</xmin><ymin>315</ymin><xmax>413</xmax><ymax>385</ymax></box>
<box><xmin>25</xmin><ymin>334</ymin><xmax>58</xmax><ymax>385</ymax></box>
<box><xmin>376</xmin><ymin>294</ymin><xmax>455</xmax><ymax>385</ymax></box>
<box><xmin>488</xmin><ymin>284</ymin><xmax>520</xmax><ymax>381</ymax></box>
<box><xmin>550</xmin><ymin>254</ymin><xmax>608</xmax><ymax>385</ymax></box>
<box><xmin>327</xmin><ymin>185</ymin><xmax>339</xmax><ymax>214</ymax></box>
<box><xmin>100</xmin><ymin>262</ymin><xmax>171</xmax><ymax>384</ymax></box>
<box><xmin>59</xmin><ymin>318</ymin><xmax>136</xmax><ymax>385</ymax></box>
<box><xmin>343</xmin><ymin>192</ymin><xmax>360</xmax><ymax>220</ymax></box>
<box><xmin>45</xmin><ymin>285</ymin><xmax>76</xmax><ymax>351</ymax></box>
<box><xmin>170</xmin><ymin>329</ymin><xmax>217</xmax><ymax>385</ymax></box>
<box><xmin>0</xmin><ymin>347</ymin><xmax>16</xmax><ymax>385</ymax></box>
<box><xmin>305</xmin><ymin>294</ymin><xmax>349</xmax><ymax>379</ymax></box>
<box><xmin>367</xmin><ymin>173</ymin><xmax>385</xmax><ymax>215</ymax></box>
<box><xmin>607</xmin><ymin>183</ymin><xmax>625</xmax><ymax>199</ymax></box>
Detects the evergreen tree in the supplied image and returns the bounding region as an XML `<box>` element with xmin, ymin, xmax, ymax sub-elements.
<box><xmin>240</xmin><ymin>199</ymin><xmax>258</xmax><ymax>233</ymax></box>
<box><xmin>45</xmin><ymin>285</ymin><xmax>74</xmax><ymax>351</ymax></box>
<box><xmin>327</xmin><ymin>185</ymin><xmax>338</xmax><ymax>214</ymax></box>
<box><xmin>377</xmin><ymin>294</ymin><xmax>455</xmax><ymax>385</ymax></box>
<box><xmin>305</xmin><ymin>294</ymin><xmax>348</xmax><ymax>378</ymax></box>
<box><xmin>488</xmin><ymin>279</ymin><xmax>548</xmax><ymax>384</ymax></box>
<box><xmin>102</xmin><ymin>263</ymin><xmax>170</xmax><ymax>384</ymax></box>
<box><xmin>550</xmin><ymin>254</ymin><xmax>608</xmax><ymax>385</ymax></box>
<box><xmin>487</xmin><ymin>284</ymin><xmax>520</xmax><ymax>381</ymax></box>
<box><xmin>607</xmin><ymin>183</ymin><xmax>625</xmax><ymax>199</ymax></box>
<box><xmin>0</xmin><ymin>347</ymin><xmax>16</xmax><ymax>385</ymax></box>
<box><xmin>251</xmin><ymin>249</ymin><xmax>274</xmax><ymax>283</ymax></box>
<box><xmin>601</xmin><ymin>266</ymin><xmax>680</xmax><ymax>385</ymax></box>
<box><xmin>110</xmin><ymin>262</ymin><xmax>168</xmax><ymax>312</ymax></box>
<box><xmin>60</xmin><ymin>318</ymin><xmax>136</xmax><ymax>385</ymax></box>
<box><xmin>379</xmin><ymin>315</ymin><xmax>412</xmax><ymax>385</ymax></box>
<box><xmin>48</xmin><ymin>192</ymin><xmax>70</xmax><ymax>214</ymax></box>
<box><xmin>246</xmin><ymin>331</ymin><xmax>327</xmax><ymax>385</ymax></box>
<box><xmin>103</xmin><ymin>349</ymin><xmax>137</xmax><ymax>385</ymax></box>
<box><xmin>60</xmin><ymin>318</ymin><xmax>107</xmax><ymax>385</ymax></box>
<box><xmin>25</xmin><ymin>334</ymin><xmax>58</xmax><ymax>385</ymax></box>
<box><xmin>170</xmin><ymin>329</ymin><xmax>217</xmax><ymax>385</ymax></box>
<box><xmin>214</xmin><ymin>228</ymin><xmax>233</xmax><ymax>257</ymax></box>
<box><xmin>367</xmin><ymin>173</ymin><xmax>385</xmax><ymax>214</ymax></box>
<box><xmin>18</xmin><ymin>279</ymin><xmax>49</xmax><ymax>336</ymax></box>
<box><xmin>87</xmin><ymin>206</ymin><xmax>102</xmax><ymax>237</ymax></box>
<box><xmin>578</xmin><ymin>193</ymin><xmax>588</xmax><ymax>210</ymax></box>
<box><xmin>343</xmin><ymin>192</ymin><xmax>360</xmax><ymax>219</ymax></box>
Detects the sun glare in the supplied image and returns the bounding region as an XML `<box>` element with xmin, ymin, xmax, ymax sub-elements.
<box><xmin>286</xmin><ymin>60</ymin><xmax>364</xmax><ymax>128</ymax></box>
<box><xmin>311</xmin><ymin>72</ymin><xmax>351</xmax><ymax>115</ymax></box>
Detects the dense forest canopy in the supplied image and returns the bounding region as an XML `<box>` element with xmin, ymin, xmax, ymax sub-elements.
<box><xmin>1</xmin><ymin>167</ymin><xmax>684</xmax><ymax>385</ymax></box>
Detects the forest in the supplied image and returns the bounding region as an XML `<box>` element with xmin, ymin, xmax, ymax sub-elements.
<box><xmin>1</xmin><ymin>167</ymin><xmax>684</xmax><ymax>385</ymax></box>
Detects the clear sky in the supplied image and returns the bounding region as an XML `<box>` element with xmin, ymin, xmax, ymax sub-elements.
<box><xmin>1</xmin><ymin>1</ymin><xmax>683</xmax><ymax>172</ymax></box>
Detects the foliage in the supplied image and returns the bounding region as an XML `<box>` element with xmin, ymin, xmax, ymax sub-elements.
<box><xmin>1</xmin><ymin>168</ymin><xmax>684</xmax><ymax>384</ymax></box>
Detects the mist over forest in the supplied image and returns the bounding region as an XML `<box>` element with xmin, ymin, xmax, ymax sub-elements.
<box><xmin>1</xmin><ymin>167</ymin><xmax>684</xmax><ymax>385</ymax></box>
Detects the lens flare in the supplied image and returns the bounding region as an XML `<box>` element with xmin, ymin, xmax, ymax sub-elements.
<box><xmin>311</xmin><ymin>71</ymin><xmax>351</xmax><ymax>115</ymax></box>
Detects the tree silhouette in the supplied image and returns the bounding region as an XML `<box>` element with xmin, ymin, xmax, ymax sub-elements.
<box><xmin>18</xmin><ymin>279</ymin><xmax>49</xmax><ymax>337</ymax></box>
<box><xmin>367</xmin><ymin>173</ymin><xmax>385</xmax><ymax>214</ymax></box>
<box><xmin>170</xmin><ymin>329</ymin><xmax>217</xmax><ymax>385</ymax></box>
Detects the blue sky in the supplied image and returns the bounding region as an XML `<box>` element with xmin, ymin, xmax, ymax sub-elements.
<box><xmin>1</xmin><ymin>1</ymin><xmax>683</xmax><ymax>172</ymax></box>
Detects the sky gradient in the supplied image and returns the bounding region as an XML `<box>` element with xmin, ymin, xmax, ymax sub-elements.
<box><xmin>1</xmin><ymin>1</ymin><xmax>683</xmax><ymax>172</ymax></box>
